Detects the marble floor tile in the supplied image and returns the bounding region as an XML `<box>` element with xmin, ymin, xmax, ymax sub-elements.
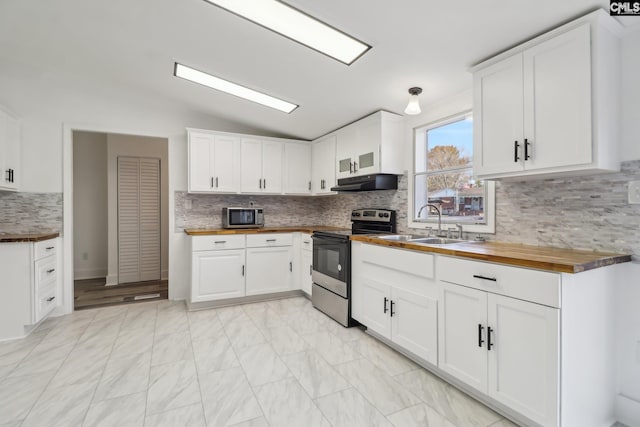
<box><xmin>387</xmin><ymin>403</ymin><xmax>457</xmax><ymax>427</ymax></box>
<box><xmin>228</xmin><ymin>417</ymin><xmax>269</xmax><ymax>427</ymax></box>
<box><xmin>349</xmin><ymin>334</ymin><xmax>418</xmax><ymax>376</ymax></box>
<box><xmin>83</xmin><ymin>391</ymin><xmax>146</xmax><ymax>427</ymax></box>
<box><xmin>224</xmin><ymin>321</ymin><xmax>266</xmax><ymax>350</ymax></box>
<box><xmin>92</xmin><ymin>305</ymin><xmax>128</xmax><ymax>324</ymax></box>
<box><xmin>323</xmin><ymin>321</ymin><xmax>367</xmax><ymax>343</ymax></box>
<box><xmin>152</xmin><ymin>331</ymin><xmax>194</xmax><ymax>366</ymax></box>
<box><xmin>93</xmin><ymin>352</ymin><xmax>151</xmax><ymax>402</ymax></box>
<box><xmin>155</xmin><ymin>311</ymin><xmax>189</xmax><ymax>335</ymax></box>
<box><xmin>301</xmin><ymin>331</ymin><xmax>361</xmax><ymax>365</ymax></box>
<box><xmin>110</xmin><ymin>327</ymin><xmax>154</xmax><ymax>359</ymax></box>
<box><xmin>9</xmin><ymin>341</ymin><xmax>74</xmax><ymax>378</ymax></box>
<box><xmin>188</xmin><ymin>313</ymin><xmax>225</xmax><ymax>342</ymax></box>
<box><xmin>335</xmin><ymin>358</ymin><xmax>421</xmax><ymax>416</ymax></box>
<box><xmin>285</xmin><ymin>312</ymin><xmax>326</xmax><ymax>336</ymax></box>
<box><xmin>156</xmin><ymin>300</ymin><xmax>186</xmax><ymax>314</ymax></box>
<box><xmin>315</xmin><ymin>387</ymin><xmax>392</xmax><ymax>427</ymax></box>
<box><xmin>217</xmin><ymin>305</ymin><xmax>251</xmax><ymax>326</ymax></box>
<box><xmin>199</xmin><ymin>367</ymin><xmax>263</xmax><ymax>426</ymax></box>
<box><xmin>192</xmin><ymin>335</ymin><xmax>240</xmax><ymax>374</ymax></box>
<box><xmin>489</xmin><ymin>418</ymin><xmax>520</xmax><ymax>427</ymax></box>
<box><xmin>0</xmin><ymin>370</ymin><xmax>56</xmax><ymax>424</ymax></box>
<box><xmin>146</xmin><ymin>359</ymin><xmax>201</xmax><ymax>415</ymax></box>
<box><xmin>261</xmin><ymin>326</ymin><xmax>310</xmax><ymax>356</ymax></box>
<box><xmin>236</xmin><ymin>343</ymin><xmax>292</xmax><ymax>387</ymax></box>
<box><xmin>265</xmin><ymin>297</ymin><xmax>310</xmax><ymax>316</ymax></box>
<box><xmin>76</xmin><ymin>320</ymin><xmax>121</xmax><ymax>348</ymax></box>
<box><xmin>21</xmin><ymin>380</ymin><xmax>96</xmax><ymax>427</ymax></box>
<box><xmin>121</xmin><ymin>308</ymin><xmax>157</xmax><ymax>332</ymax></box>
<box><xmin>0</xmin><ymin>337</ymin><xmax>39</xmax><ymax>368</ymax></box>
<box><xmin>48</xmin><ymin>343</ymin><xmax>111</xmax><ymax>389</ymax></box>
<box><xmin>0</xmin><ymin>362</ymin><xmax>17</xmax><ymax>381</ymax></box>
<box><xmin>40</xmin><ymin>317</ymin><xmax>92</xmax><ymax>344</ymax></box>
<box><xmin>281</xmin><ymin>350</ymin><xmax>350</xmax><ymax>399</ymax></box>
<box><xmin>243</xmin><ymin>305</ymin><xmax>285</xmax><ymax>331</ymax></box>
<box><xmin>144</xmin><ymin>403</ymin><xmax>206</xmax><ymax>427</ymax></box>
<box><xmin>393</xmin><ymin>369</ymin><xmax>502</xmax><ymax>427</ymax></box>
<box><xmin>254</xmin><ymin>378</ymin><xmax>330</xmax><ymax>427</ymax></box>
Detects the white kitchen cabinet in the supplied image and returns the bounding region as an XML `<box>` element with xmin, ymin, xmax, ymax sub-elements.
<box><xmin>0</xmin><ymin>108</ymin><xmax>20</xmax><ymax>192</ymax></box>
<box><xmin>335</xmin><ymin>111</ymin><xmax>404</xmax><ymax>179</ymax></box>
<box><xmin>283</xmin><ymin>142</ymin><xmax>311</xmax><ymax>195</ymax></box>
<box><xmin>311</xmin><ymin>135</ymin><xmax>336</xmax><ymax>194</ymax></box>
<box><xmin>0</xmin><ymin>237</ymin><xmax>60</xmax><ymax>340</ymax></box>
<box><xmin>188</xmin><ymin>130</ymin><xmax>240</xmax><ymax>193</ymax></box>
<box><xmin>190</xmin><ymin>235</ymin><xmax>246</xmax><ymax>303</ymax></box>
<box><xmin>246</xmin><ymin>233</ymin><xmax>293</xmax><ymax>296</ymax></box>
<box><xmin>241</xmin><ymin>138</ymin><xmax>283</xmax><ymax>194</ymax></box>
<box><xmin>352</xmin><ymin>242</ymin><xmax>438</xmax><ymax>365</ymax></box>
<box><xmin>299</xmin><ymin>233</ymin><xmax>313</xmax><ymax>296</ymax></box>
<box><xmin>473</xmin><ymin>11</ymin><xmax>622</xmax><ymax>180</ymax></box>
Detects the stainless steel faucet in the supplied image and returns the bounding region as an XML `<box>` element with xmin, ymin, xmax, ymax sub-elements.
<box><xmin>417</xmin><ymin>204</ymin><xmax>445</xmax><ymax>237</ymax></box>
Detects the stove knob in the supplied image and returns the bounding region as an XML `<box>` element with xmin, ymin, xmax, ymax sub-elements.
<box><xmin>384</xmin><ymin>213</ymin><xmax>390</xmax><ymax>217</ymax></box>
<box><xmin>378</xmin><ymin>213</ymin><xmax>383</xmax><ymax>217</ymax></box>
<box><xmin>354</xmin><ymin>213</ymin><xmax>360</xmax><ymax>217</ymax></box>
<box><xmin>351</xmin><ymin>212</ymin><xmax>357</xmax><ymax>216</ymax></box>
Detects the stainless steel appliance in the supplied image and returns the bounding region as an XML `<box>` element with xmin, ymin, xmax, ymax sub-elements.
<box><xmin>311</xmin><ymin>209</ymin><xmax>396</xmax><ymax>327</ymax></box>
<box><xmin>222</xmin><ymin>207</ymin><xmax>264</xmax><ymax>229</ymax></box>
<box><xmin>330</xmin><ymin>173</ymin><xmax>398</xmax><ymax>192</ymax></box>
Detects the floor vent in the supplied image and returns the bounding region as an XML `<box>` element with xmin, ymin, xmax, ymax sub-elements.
<box><xmin>134</xmin><ymin>293</ymin><xmax>161</xmax><ymax>300</ymax></box>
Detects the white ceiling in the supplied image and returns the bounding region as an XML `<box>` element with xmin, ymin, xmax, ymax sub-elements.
<box><xmin>0</xmin><ymin>0</ymin><xmax>628</xmax><ymax>140</ymax></box>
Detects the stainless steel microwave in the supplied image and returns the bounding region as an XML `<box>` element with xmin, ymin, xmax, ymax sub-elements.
<box><xmin>222</xmin><ymin>207</ymin><xmax>264</xmax><ymax>229</ymax></box>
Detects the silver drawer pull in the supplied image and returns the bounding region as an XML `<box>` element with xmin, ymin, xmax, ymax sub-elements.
<box><xmin>46</xmin><ymin>246</ymin><xmax>54</xmax><ymax>250</ymax></box>
<box><xmin>47</xmin><ymin>269</ymin><xmax>55</xmax><ymax>273</ymax></box>
<box><xmin>473</xmin><ymin>274</ymin><xmax>497</xmax><ymax>282</ymax></box>
<box><xmin>46</xmin><ymin>296</ymin><xmax>55</xmax><ymax>302</ymax></box>
<box><xmin>266</xmin><ymin>239</ymin><xmax>277</xmax><ymax>242</ymax></box>
<box><xmin>214</xmin><ymin>240</ymin><xmax>226</xmax><ymax>244</ymax></box>
<box><xmin>303</xmin><ymin>241</ymin><xmax>310</xmax><ymax>244</ymax></box>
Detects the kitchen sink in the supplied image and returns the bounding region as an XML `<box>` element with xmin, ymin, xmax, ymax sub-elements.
<box><xmin>408</xmin><ymin>237</ymin><xmax>470</xmax><ymax>245</ymax></box>
<box><xmin>377</xmin><ymin>234</ymin><xmax>415</xmax><ymax>241</ymax></box>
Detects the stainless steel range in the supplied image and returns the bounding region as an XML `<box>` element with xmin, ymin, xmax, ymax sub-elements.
<box><xmin>311</xmin><ymin>209</ymin><xmax>396</xmax><ymax>327</ymax></box>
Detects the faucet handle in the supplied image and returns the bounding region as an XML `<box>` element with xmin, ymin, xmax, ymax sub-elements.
<box><xmin>447</xmin><ymin>227</ymin><xmax>458</xmax><ymax>239</ymax></box>
<box><xmin>425</xmin><ymin>226</ymin><xmax>433</xmax><ymax>237</ymax></box>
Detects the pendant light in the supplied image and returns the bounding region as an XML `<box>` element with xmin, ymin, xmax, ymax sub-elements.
<box><xmin>404</xmin><ymin>87</ymin><xmax>422</xmax><ymax>115</ymax></box>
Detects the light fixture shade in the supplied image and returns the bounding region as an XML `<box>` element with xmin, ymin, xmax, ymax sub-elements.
<box><xmin>404</xmin><ymin>87</ymin><xmax>422</xmax><ymax>115</ymax></box>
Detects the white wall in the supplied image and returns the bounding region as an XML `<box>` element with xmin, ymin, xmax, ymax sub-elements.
<box><xmin>72</xmin><ymin>131</ymin><xmax>108</xmax><ymax>279</ymax></box>
<box><xmin>106</xmin><ymin>133</ymin><xmax>169</xmax><ymax>284</ymax></box>
<box><xmin>621</xmin><ymin>26</ymin><xmax>640</xmax><ymax>162</ymax></box>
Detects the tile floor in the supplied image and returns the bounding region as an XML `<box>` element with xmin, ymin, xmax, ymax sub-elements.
<box><xmin>0</xmin><ymin>297</ymin><xmax>519</xmax><ymax>427</ymax></box>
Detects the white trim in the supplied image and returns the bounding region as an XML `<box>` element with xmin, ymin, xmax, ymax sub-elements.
<box><xmin>616</xmin><ymin>394</ymin><xmax>640</xmax><ymax>427</ymax></box>
<box><xmin>62</xmin><ymin>123</ymin><xmax>170</xmax><ymax>315</ymax></box>
<box><xmin>407</xmin><ymin>111</ymin><xmax>496</xmax><ymax>235</ymax></box>
<box><xmin>73</xmin><ymin>269</ymin><xmax>108</xmax><ymax>281</ymax></box>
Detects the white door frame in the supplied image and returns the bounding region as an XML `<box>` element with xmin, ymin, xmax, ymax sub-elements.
<box><xmin>62</xmin><ymin>123</ymin><xmax>169</xmax><ymax>315</ymax></box>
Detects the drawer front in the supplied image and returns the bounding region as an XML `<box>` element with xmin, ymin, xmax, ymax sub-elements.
<box><xmin>35</xmin><ymin>256</ymin><xmax>58</xmax><ymax>291</ymax></box>
<box><xmin>192</xmin><ymin>235</ymin><xmax>246</xmax><ymax>251</ymax></box>
<box><xmin>35</xmin><ymin>238</ymin><xmax>57</xmax><ymax>260</ymax></box>
<box><xmin>301</xmin><ymin>233</ymin><xmax>313</xmax><ymax>251</ymax></box>
<box><xmin>35</xmin><ymin>283</ymin><xmax>57</xmax><ymax>323</ymax></box>
<box><xmin>437</xmin><ymin>256</ymin><xmax>560</xmax><ymax>308</ymax></box>
<box><xmin>246</xmin><ymin>233</ymin><xmax>293</xmax><ymax>248</ymax></box>
<box><xmin>359</xmin><ymin>243</ymin><xmax>434</xmax><ymax>280</ymax></box>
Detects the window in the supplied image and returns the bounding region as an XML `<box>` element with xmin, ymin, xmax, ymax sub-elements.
<box><xmin>409</xmin><ymin>112</ymin><xmax>495</xmax><ymax>233</ymax></box>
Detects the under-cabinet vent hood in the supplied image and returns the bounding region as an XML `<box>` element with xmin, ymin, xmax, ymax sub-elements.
<box><xmin>330</xmin><ymin>174</ymin><xmax>398</xmax><ymax>192</ymax></box>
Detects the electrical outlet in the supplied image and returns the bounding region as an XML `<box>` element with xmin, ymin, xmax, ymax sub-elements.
<box><xmin>628</xmin><ymin>181</ymin><xmax>640</xmax><ymax>204</ymax></box>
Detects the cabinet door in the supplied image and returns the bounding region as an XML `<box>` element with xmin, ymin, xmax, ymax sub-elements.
<box><xmin>336</xmin><ymin>125</ymin><xmax>357</xmax><ymax>179</ymax></box>
<box><xmin>191</xmin><ymin>249</ymin><xmax>245</xmax><ymax>302</ymax></box>
<box><xmin>213</xmin><ymin>135</ymin><xmax>239</xmax><ymax>192</ymax></box>
<box><xmin>3</xmin><ymin>114</ymin><xmax>19</xmax><ymax>191</ymax></box>
<box><xmin>354</xmin><ymin>115</ymin><xmax>379</xmax><ymax>176</ymax></box>
<box><xmin>487</xmin><ymin>294</ymin><xmax>559</xmax><ymax>427</ymax></box>
<box><xmin>523</xmin><ymin>23</ymin><xmax>591</xmax><ymax>171</ymax></box>
<box><xmin>300</xmin><ymin>249</ymin><xmax>313</xmax><ymax>296</ymax></box>
<box><xmin>246</xmin><ymin>246</ymin><xmax>292</xmax><ymax>296</ymax></box>
<box><xmin>261</xmin><ymin>140</ymin><xmax>283</xmax><ymax>194</ymax></box>
<box><xmin>473</xmin><ymin>54</ymin><xmax>525</xmax><ymax>176</ymax></box>
<box><xmin>240</xmin><ymin>138</ymin><xmax>263</xmax><ymax>193</ymax></box>
<box><xmin>311</xmin><ymin>135</ymin><xmax>336</xmax><ymax>194</ymax></box>
<box><xmin>358</xmin><ymin>277</ymin><xmax>392</xmax><ymax>340</ymax></box>
<box><xmin>438</xmin><ymin>282</ymin><xmax>488</xmax><ymax>392</ymax></box>
<box><xmin>391</xmin><ymin>287</ymin><xmax>438</xmax><ymax>365</ymax></box>
<box><xmin>188</xmin><ymin>132</ymin><xmax>214</xmax><ymax>192</ymax></box>
<box><xmin>283</xmin><ymin>142</ymin><xmax>311</xmax><ymax>195</ymax></box>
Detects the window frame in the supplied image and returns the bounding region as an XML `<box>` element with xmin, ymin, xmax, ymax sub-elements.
<box><xmin>407</xmin><ymin>110</ymin><xmax>495</xmax><ymax>234</ymax></box>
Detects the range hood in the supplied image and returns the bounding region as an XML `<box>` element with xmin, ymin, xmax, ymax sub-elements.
<box><xmin>330</xmin><ymin>174</ymin><xmax>398</xmax><ymax>192</ymax></box>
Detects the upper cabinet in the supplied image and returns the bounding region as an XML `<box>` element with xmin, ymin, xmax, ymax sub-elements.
<box><xmin>0</xmin><ymin>108</ymin><xmax>20</xmax><ymax>192</ymax></box>
<box><xmin>335</xmin><ymin>111</ymin><xmax>404</xmax><ymax>179</ymax></box>
<box><xmin>311</xmin><ymin>135</ymin><xmax>336</xmax><ymax>195</ymax></box>
<box><xmin>472</xmin><ymin>10</ymin><xmax>622</xmax><ymax>180</ymax></box>
<box><xmin>283</xmin><ymin>142</ymin><xmax>311</xmax><ymax>195</ymax></box>
<box><xmin>188</xmin><ymin>129</ymin><xmax>240</xmax><ymax>193</ymax></box>
<box><xmin>240</xmin><ymin>138</ymin><xmax>283</xmax><ymax>194</ymax></box>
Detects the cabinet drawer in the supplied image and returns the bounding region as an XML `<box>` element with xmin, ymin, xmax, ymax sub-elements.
<box><xmin>35</xmin><ymin>283</ymin><xmax>57</xmax><ymax>323</ymax></box>
<box><xmin>35</xmin><ymin>256</ymin><xmax>58</xmax><ymax>291</ymax></box>
<box><xmin>438</xmin><ymin>256</ymin><xmax>560</xmax><ymax>308</ymax></box>
<box><xmin>34</xmin><ymin>238</ymin><xmax>57</xmax><ymax>260</ymax></box>
<box><xmin>360</xmin><ymin>243</ymin><xmax>434</xmax><ymax>279</ymax></box>
<box><xmin>301</xmin><ymin>233</ymin><xmax>313</xmax><ymax>251</ymax></box>
<box><xmin>192</xmin><ymin>235</ymin><xmax>246</xmax><ymax>251</ymax></box>
<box><xmin>246</xmin><ymin>233</ymin><xmax>293</xmax><ymax>248</ymax></box>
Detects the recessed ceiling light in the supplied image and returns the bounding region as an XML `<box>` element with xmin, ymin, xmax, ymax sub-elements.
<box><xmin>203</xmin><ymin>0</ymin><xmax>371</xmax><ymax>65</ymax></box>
<box><xmin>174</xmin><ymin>63</ymin><xmax>298</xmax><ymax>114</ymax></box>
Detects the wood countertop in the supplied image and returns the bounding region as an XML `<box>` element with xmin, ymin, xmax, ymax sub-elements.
<box><xmin>0</xmin><ymin>232</ymin><xmax>60</xmax><ymax>243</ymax></box>
<box><xmin>350</xmin><ymin>235</ymin><xmax>631</xmax><ymax>274</ymax></box>
<box><xmin>184</xmin><ymin>226</ymin><xmax>349</xmax><ymax>236</ymax></box>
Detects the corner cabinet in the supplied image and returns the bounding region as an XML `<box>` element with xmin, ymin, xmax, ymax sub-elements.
<box><xmin>283</xmin><ymin>142</ymin><xmax>311</xmax><ymax>195</ymax></box>
<box><xmin>188</xmin><ymin>129</ymin><xmax>240</xmax><ymax>193</ymax></box>
<box><xmin>0</xmin><ymin>108</ymin><xmax>20</xmax><ymax>192</ymax></box>
<box><xmin>472</xmin><ymin>10</ymin><xmax>623</xmax><ymax>180</ymax></box>
<box><xmin>335</xmin><ymin>111</ymin><xmax>404</xmax><ymax>179</ymax></box>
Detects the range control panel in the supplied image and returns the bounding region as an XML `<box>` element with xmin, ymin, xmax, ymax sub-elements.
<box><xmin>351</xmin><ymin>209</ymin><xmax>395</xmax><ymax>222</ymax></box>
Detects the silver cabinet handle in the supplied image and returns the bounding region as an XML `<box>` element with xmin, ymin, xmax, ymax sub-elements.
<box><xmin>259</xmin><ymin>179</ymin><xmax>262</xmax><ymax>189</ymax></box>
<box><xmin>289</xmin><ymin>261</ymin><xmax>292</xmax><ymax>272</ymax></box>
<box><xmin>242</xmin><ymin>265</ymin><xmax>245</xmax><ymax>276</ymax></box>
<box><xmin>215</xmin><ymin>177</ymin><xmax>219</xmax><ymax>188</ymax></box>
<box><xmin>266</xmin><ymin>239</ymin><xmax>277</xmax><ymax>242</ymax></box>
<box><xmin>47</xmin><ymin>269</ymin><xmax>55</xmax><ymax>273</ymax></box>
<box><xmin>308</xmin><ymin>181</ymin><xmax>311</xmax><ymax>191</ymax></box>
<box><xmin>353</xmin><ymin>161</ymin><xmax>358</xmax><ymax>173</ymax></box>
<box><xmin>46</xmin><ymin>296</ymin><xmax>55</xmax><ymax>302</ymax></box>
<box><xmin>349</xmin><ymin>162</ymin><xmax>353</xmax><ymax>173</ymax></box>
<box><xmin>263</xmin><ymin>179</ymin><xmax>266</xmax><ymax>189</ymax></box>
<box><xmin>46</xmin><ymin>246</ymin><xmax>54</xmax><ymax>250</ymax></box>
<box><xmin>211</xmin><ymin>177</ymin><xmax>214</xmax><ymax>188</ymax></box>
<box><xmin>309</xmin><ymin>265</ymin><xmax>312</xmax><ymax>275</ymax></box>
<box><xmin>214</xmin><ymin>240</ymin><xmax>226</xmax><ymax>244</ymax></box>
<box><xmin>473</xmin><ymin>274</ymin><xmax>497</xmax><ymax>282</ymax></box>
<box><xmin>303</xmin><ymin>241</ymin><xmax>310</xmax><ymax>245</ymax></box>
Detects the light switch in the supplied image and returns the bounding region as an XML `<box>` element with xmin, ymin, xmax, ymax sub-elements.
<box><xmin>628</xmin><ymin>181</ymin><xmax>640</xmax><ymax>204</ymax></box>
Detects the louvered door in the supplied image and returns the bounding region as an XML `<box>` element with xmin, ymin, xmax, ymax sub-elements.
<box><xmin>118</xmin><ymin>157</ymin><xmax>160</xmax><ymax>284</ymax></box>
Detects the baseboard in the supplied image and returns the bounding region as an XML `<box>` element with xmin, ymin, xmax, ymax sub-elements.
<box><xmin>105</xmin><ymin>274</ymin><xmax>118</xmax><ymax>287</ymax></box>
<box><xmin>616</xmin><ymin>394</ymin><xmax>640</xmax><ymax>427</ymax></box>
<box><xmin>187</xmin><ymin>290</ymin><xmax>305</xmax><ymax>311</ymax></box>
<box><xmin>74</xmin><ymin>268</ymin><xmax>107</xmax><ymax>281</ymax></box>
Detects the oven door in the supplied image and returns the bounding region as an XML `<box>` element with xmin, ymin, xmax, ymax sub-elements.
<box><xmin>311</xmin><ymin>234</ymin><xmax>349</xmax><ymax>298</ymax></box>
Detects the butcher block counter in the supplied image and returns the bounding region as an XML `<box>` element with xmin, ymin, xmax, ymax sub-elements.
<box><xmin>184</xmin><ymin>226</ymin><xmax>349</xmax><ymax>235</ymax></box>
<box><xmin>0</xmin><ymin>232</ymin><xmax>60</xmax><ymax>243</ymax></box>
<box><xmin>349</xmin><ymin>235</ymin><xmax>631</xmax><ymax>274</ymax></box>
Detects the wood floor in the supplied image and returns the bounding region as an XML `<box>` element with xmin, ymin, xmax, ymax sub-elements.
<box><xmin>74</xmin><ymin>277</ymin><xmax>168</xmax><ymax>310</ymax></box>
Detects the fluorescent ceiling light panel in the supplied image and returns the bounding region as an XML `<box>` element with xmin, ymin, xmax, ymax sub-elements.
<box><xmin>174</xmin><ymin>63</ymin><xmax>298</xmax><ymax>113</ymax></box>
<box><xmin>203</xmin><ymin>0</ymin><xmax>370</xmax><ymax>65</ymax></box>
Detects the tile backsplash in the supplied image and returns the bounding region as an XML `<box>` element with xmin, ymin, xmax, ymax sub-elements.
<box><xmin>0</xmin><ymin>192</ymin><xmax>63</xmax><ymax>233</ymax></box>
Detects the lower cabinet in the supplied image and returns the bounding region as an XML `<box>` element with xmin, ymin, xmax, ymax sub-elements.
<box><xmin>299</xmin><ymin>234</ymin><xmax>313</xmax><ymax>296</ymax></box>
<box><xmin>246</xmin><ymin>246</ymin><xmax>293</xmax><ymax>295</ymax></box>
<box><xmin>352</xmin><ymin>242</ymin><xmax>438</xmax><ymax>365</ymax></box>
<box><xmin>191</xmin><ymin>249</ymin><xmax>245</xmax><ymax>302</ymax></box>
